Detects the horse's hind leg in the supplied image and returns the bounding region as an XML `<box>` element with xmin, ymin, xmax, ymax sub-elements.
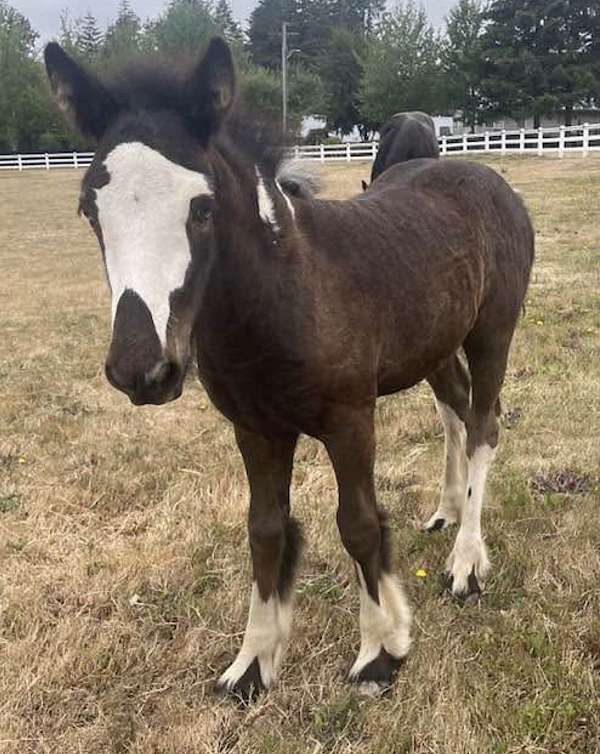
<box><xmin>324</xmin><ymin>406</ymin><xmax>411</xmax><ymax>694</ymax></box>
<box><xmin>444</xmin><ymin>334</ymin><xmax>510</xmax><ymax>601</ymax></box>
<box><xmin>424</xmin><ymin>354</ymin><xmax>471</xmax><ymax>532</ymax></box>
<box><xmin>217</xmin><ymin>427</ymin><xmax>302</xmax><ymax>701</ymax></box>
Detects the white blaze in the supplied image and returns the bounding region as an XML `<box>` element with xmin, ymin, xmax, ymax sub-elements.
<box><xmin>96</xmin><ymin>142</ymin><xmax>212</xmax><ymax>346</ymax></box>
<box><xmin>255</xmin><ymin>166</ymin><xmax>280</xmax><ymax>232</ymax></box>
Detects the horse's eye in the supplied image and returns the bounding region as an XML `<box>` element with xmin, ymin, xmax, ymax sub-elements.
<box><xmin>190</xmin><ymin>196</ymin><xmax>214</xmax><ymax>225</ymax></box>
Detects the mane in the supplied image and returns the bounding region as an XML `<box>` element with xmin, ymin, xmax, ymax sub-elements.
<box><xmin>101</xmin><ymin>56</ymin><xmax>299</xmax><ymax>186</ymax></box>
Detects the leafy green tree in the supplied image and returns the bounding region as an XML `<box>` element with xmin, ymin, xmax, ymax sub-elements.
<box><xmin>0</xmin><ymin>1</ymin><xmax>56</xmax><ymax>150</ymax></box>
<box><xmin>239</xmin><ymin>62</ymin><xmax>324</xmax><ymax>135</ymax></box>
<box><xmin>442</xmin><ymin>0</ymin><xmax>485</xmax><ymax>132</ymax></box>
<box><xmin>359</xmin><ymin>2</ymin><xmax>444</xmax><ymax>126</ymax></box>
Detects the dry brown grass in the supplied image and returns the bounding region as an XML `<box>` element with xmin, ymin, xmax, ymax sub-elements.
<box><xmin>1</xmin><ymin>155</ymin><xmax>599</xmax><ymax>754</ymax></box>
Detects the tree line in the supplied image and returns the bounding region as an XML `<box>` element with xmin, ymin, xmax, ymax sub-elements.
<box><xmin>1</xmin><ymin>0</ymin><xmax>599</xmax><ymax>152</ymax></box>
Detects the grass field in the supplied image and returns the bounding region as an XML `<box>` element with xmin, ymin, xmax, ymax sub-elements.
<box><xmin>1</xmin><ymin>155</ymin><xmax>599</xmax><ymax>754</ymax></box>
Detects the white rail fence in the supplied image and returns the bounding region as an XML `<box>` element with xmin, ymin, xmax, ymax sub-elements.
<box><xmin>2</xmin><ymin>123</ymin><xmax>600</xmax><ymax>171</ymax></box>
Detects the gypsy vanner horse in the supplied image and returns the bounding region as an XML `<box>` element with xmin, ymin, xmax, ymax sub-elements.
<box><xmin>368</xmin><ymin>111</ymin><xmax>440</xmax><ymax>187</ymax></box>
<box><xmin>44</xmin><ymin>38</ymin><xmax>534</xmax><ymax>700</ymax></box>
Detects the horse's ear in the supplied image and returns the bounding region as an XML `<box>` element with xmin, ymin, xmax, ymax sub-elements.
<box><xmin>44</xmin><ymin>42</ymin><xmax>119</xmax><ymax>141</ymax></box>
<box><xmin>187</xmin><ymin>37</ymin><xmax>235</xmax><ymax>139</ymax></box>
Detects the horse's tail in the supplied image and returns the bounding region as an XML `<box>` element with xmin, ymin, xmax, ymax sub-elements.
<box><xmin>277</xmin><ymin>160</ymin><xmax>323</xmax><ymax>199</ymax></box>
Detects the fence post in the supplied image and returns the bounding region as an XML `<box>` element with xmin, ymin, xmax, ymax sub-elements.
<box><xmin>484</xmin><ymin>131</ymin><xmax>490</xmax><ymax>151</ymax></box>
<box><xmin>501</xmin><ymin>129</ymin><xmax>506</xmax><ymax>155</ymax></box>
<box><xmin>441</xmin><ymin>135</ymin><xmax>447</xmax><ymax>156</ymax></box>
<box><xmin>582</xmin><ymin>123</ymin><xmax>589</xmax><ymax>156</ymax></box>
<box><xmin>559</xmin><ymin>125</ymin><xmax>565</xmax><ymax>157</ymax></box>
<box><xmin>372</xmin><ymin>142</ymin><xmax>377</xmax><ymax>160</ymax></box>
<box><xmin>319</xmin><ymin>144</ymin><xmax>325</xmax><ymax>164</ymax></box>
<box><xmin>73</xmin><ymin>151</ymin><xmax>79</xmax><ymax>168</ymax></box>
<box><xmin>17</xmin><ymin>154</ymin><xmax>23</xmax><ymax>172</ymax></box>
<box><xmin>346</xmin><ymin>143</ymin><xmax>351</xmax><ymax>162</ymax></box>
<box><xmin>45</xmin><ymin>153</ymin><xmax>50</xmax><ymax>170</ymax></box>
<box><xmin>462</xmin><ymin>133</ymin><xmax>468</xmax><ymax>153</ymax></box>
<box><xmin>537</xmin><ymin>127</ymin><xmax>543</xmax><ymax>156</ymax></box>
<box><xmin>293</xmin><ymin>145</ymin><xmax>300</xmax><ymax>160</ymax></box>
<box><xmin>519</xmin><ymin>128</ymin><xmax>525</xmax><ymax>152</ymax></box>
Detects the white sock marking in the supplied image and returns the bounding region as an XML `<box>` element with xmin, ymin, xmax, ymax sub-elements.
<box><xmin>425</xmin><ymin>400</ymin><xmax>468</xmax><ymax>529</ymax></box>
<box><xmin>218</xmin><ymin>583</ymin><xmax>292</xmax><ymax>690</ymax></box>
<box><xmin>255</xmin><ymin>167</ymin><xmax>279</xmax><ymax>232</ymax></box>
<box><xmin>96</xmin><ymin>142</ymin><xmax>212</xmax><ymax>347</ymax></box>
<box><xmin>447</xmin><ymin>444</ymin><xmax>494</xmax><ymax>592</ymax></box>
<box><xmin>275</xmin><ymin>179</ymin><xmax>296</xmax><ymax>220</ymax></box>
<box><xmin>350</xmin><ymin>565</ymin><xmax>411</xmax><ymax>679</ymax></box>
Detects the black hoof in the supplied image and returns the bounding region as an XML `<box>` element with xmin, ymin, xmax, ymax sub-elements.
<box><xmin>351</xmin><ymin>648</ymin><xmax>404</xmax><ymax>694</ymax></box>
<box><xmin>426</xmin><ymin>517</ymin><xmax>446</xmax><ymax>533</ymax></box>
<box><xmin>441</xmin><ymin>566</ymin><xmax>482</xmax><ymax>605</ymax></box>
<box><xmin>216</xmin><ymin>658</ymin><xmax>265</xmax><ymax>705</ymax></box>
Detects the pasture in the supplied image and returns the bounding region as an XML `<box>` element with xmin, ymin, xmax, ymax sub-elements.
<box><xmin>1</xmin><ymin>155</ymin><xmax>599</xmax><ymax>754</ymax></box>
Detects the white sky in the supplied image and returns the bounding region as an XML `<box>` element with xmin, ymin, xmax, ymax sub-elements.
<box><xmin>13</xmin><ymin>0</ymin><xmax>456</xmax><ymax>39</ymax></box>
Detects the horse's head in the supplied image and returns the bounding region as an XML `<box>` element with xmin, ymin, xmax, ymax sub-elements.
<box><xmin>44</xmin><ymin>38</ymin><xmax>235</xmax><ymax>405</ymax></box>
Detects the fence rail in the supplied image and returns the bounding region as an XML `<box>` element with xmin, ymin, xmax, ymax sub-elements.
<box><xmin>2</xmin><ymin>123</ymin><xmax>600</xmax><ymax>171</ymax></box>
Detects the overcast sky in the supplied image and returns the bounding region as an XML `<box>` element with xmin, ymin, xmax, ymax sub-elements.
<box><xmin>14</xmin><ymin>0</ymin><xmax>456</xmax><ymax>40</ymax></box>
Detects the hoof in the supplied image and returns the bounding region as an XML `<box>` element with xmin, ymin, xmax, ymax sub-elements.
<box><xmin>442</xmin><ymin>566</ymin><xmax>482</xmax><ymax>605</ymax></box>
<box><xmin>216</xmin><ymin>657</ymin><xmax>265</xmax><ymax>704</ymax></box>
<box><xmin>425</xmin><ymin>517</ymin><xmax>446</xmax><ymax>533</ymax></box>
<box><xmin>349</xmin><ymin>648</ymin><xmax>404</xmax><ymax>696</ymax></box>
<box><xmin>423</xmin><ymin>510</ymin><xmax>458</xmax><ymax>533</ymax></box>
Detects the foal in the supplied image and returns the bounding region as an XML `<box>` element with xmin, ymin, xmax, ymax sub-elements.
<box><xmin>370</xmin><ymin>111</ymin><xmax>440</xmax><ymax>183</ymax></box>
<box><xmin>45</xmin><ymin>38</ymin><xmax>534</xmax><ymax>699</ymax></box>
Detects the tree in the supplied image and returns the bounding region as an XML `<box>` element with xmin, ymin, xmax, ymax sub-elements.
<box><xmin>214</xmin><ymin>0</ymin><xmax>243</xmax><ymax>44</ymax></box>
<box><xmin>480</xmin><ymin>0</ymin><xmax>600</xmax><ymax>127</ymax></box>
<box><xmin>318</xmin><ymin>28</ymin><xmax>373</xmax><ymax>137</ymax></box>
<box><xmin>359</xmin><ymin>2</ymin><xmax>444</xmax><ymax>126</ymax></box>
<box><xmin>0</xmin><ymin>0</ymin><xmax>53</xmax><ymax>150</ymax></box>
<box><xmin>102</xmin><ymin>0</ymin><xmax>142</xmax><ymax>61</ymax></box>
<box><xmin>76</xmin><ymin>11</ymin><xmax>104</xmax><ymax>61</ymax></box>
<box><xmin>239</xmin><ymin>62</ymin><xmax>324</xmax><ymax>135</ymax></box>
<box><xmin>247</xmin><ymin>0</ymin><xmax>298</xmax><ymax>70</ymax></box>
<box><xmin>442</xmin><ymin>0</ymin><xmax>485</xmax><ymax>132</ymax></box>
<box><xmin>145</xmin><ymin>0</ymin><xmax>219</xmax><ymax>56</ymax></box>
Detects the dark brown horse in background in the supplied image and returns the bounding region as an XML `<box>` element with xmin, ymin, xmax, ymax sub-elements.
<box><xmin>365</xmin><ymin>111</ymin><xmax>440</xmax><ymax>189</ymax></box>
<box><xmin>45</xmin><ymin>38</ymin><xmax>534</xmax><ymax>700</ymax></box>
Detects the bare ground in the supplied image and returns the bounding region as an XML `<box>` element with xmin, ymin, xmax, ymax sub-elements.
<box><xmin>1</xmin><ymin>155</ymin><xmax>599</xmax><ymax>754</ymax></box>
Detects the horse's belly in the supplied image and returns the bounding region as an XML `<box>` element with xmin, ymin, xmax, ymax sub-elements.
<box><xmin>376</xmin><ymin>302</ymin><xmax>477</xmax><ymax>395</ymax></box>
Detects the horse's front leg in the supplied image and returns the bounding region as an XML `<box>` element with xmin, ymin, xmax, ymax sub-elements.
<box><xmin>324</xmin><ymin>407</ymin><xmax>411</xmax><ymax>695</ymax></box>
<box><xmin>217</xmin><ymin>427</ymin><xmax>301</xmax><ymax>702</ymax></box>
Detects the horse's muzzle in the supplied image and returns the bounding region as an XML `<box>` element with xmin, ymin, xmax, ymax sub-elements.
<box><xmin>105</xmin><ymin>358</ymin><xmax>185</xmax><ymax>405</ymax></box>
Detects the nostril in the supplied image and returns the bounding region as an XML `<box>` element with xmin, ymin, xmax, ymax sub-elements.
<box><xmin>145</xmin><ymin>359</ymin><xmax>178</xmax><ymax>389</ymax></box>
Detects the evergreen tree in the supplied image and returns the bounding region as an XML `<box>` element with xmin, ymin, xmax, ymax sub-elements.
<box><xmin>481</xmin><ymin>0</ymin><xmax>600</xmax><ymax>127</ymax></box>
<box><xmin>214</xmin><ymin>0</ymin><xmax>243</xmax><ymax>44</ymax></box>
<box><xmin>442</xmin><ymin>0</ymin><xmax>485</xmax><ymax>131</ymax></box>
<box><xmin>318</xmin><ymin>28</ymin><xmax>373</xmax><ymax>137</ymax></box>
<box><xmin>146</xmin><ymin>0</ymin><xmax>218</xmax><ymax>57</ymax></box>
<box><xmin>103</xmin><ymin>0</ymin><xmax>142</xmax><ymax>61</ymax></box>
<box><xmin>247</xmin><ymin>0</ymin><xmax>298</xmax><ymax>70</ymax></box>
<box><xmin>75</xmin><ymin>10</ymin><xmax>104</xmax><ymax>61</ymax></box>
